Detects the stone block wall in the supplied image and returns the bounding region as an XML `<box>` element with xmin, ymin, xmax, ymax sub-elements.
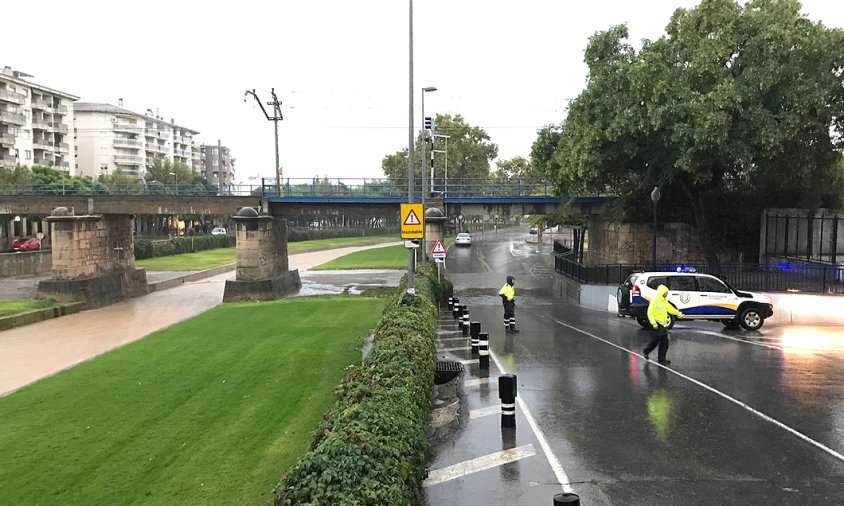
<box><xmin>235</xmin><ymin>217</ymin><xmax>289</xmax><ymax>281</ymax></box>
<box><xmin>50</xmin><ymin>215</ymin><xmax>136</xmax><ymax>280</ymax></box>
<box><xmin>585</xmin><ymin>217</ymin><xmax>704</xmax><ymax>265</ymax></box>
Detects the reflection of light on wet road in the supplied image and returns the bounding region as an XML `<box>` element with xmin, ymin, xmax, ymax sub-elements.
<box><xmin>780</xmin><ymin>328</ymin><xmax>844</xmax><ymax>355</ymax></box>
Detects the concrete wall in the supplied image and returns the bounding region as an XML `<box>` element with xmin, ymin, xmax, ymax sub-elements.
<box><xmin>0</xmin><ymin>250</ymin><xmax>51</xmax><ymax>276</ymax></box>
<box><xmin>50</xmin><ymin>214</ymin><xmax>136</xmax><ymax>280</ymax></box>
<box><xmin>235</xmin><ymin>217</ymin><xmax>288</xmax><ymax>281</ymax></box>
<box><xmin>585</xmin><ymin>218</ymin><xmax>704</xmax><ymax>265</ymax></box>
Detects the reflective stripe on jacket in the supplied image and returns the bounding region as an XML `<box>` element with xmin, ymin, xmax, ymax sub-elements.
<box><xmin>647</xmin><ymin>284</ymin><xmax>680</xmax><ymax>327</ymax></box>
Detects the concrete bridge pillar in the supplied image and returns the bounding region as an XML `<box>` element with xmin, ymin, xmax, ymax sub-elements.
<box><xmin>38</xmin><ymin>206</ymin><xmax>148</xmax><ymax>307</ymax></box>
<box><xmin>223</xmin><ymin>207</ymin><xmax>301</xmax><ymax>302</ymax></box>
<box><xmin>424</xmin><ymin>207</ymin><xmax>447</xmax><ymax>261</ymax></box>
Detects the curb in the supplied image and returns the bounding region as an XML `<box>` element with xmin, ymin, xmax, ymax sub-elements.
<box><xmin>0</xmin><ymin>302</ymin><xmax>87</xmax><ymax>331</ymax></box>
<box><xmin>147</xmin><ymin>263</ymin><xmax>235</xmax><ymax>292</ymax></box>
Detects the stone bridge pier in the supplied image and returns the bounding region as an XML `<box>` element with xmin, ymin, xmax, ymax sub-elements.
<box><xmin>223</xmin><ymin>207</ymin><xmax>301</xmax><ymax>302</ymax></box>
<box><xmin>38</xmin><ymin>207</ymin><xmax>148</xmax><ymax>307</ymax></box>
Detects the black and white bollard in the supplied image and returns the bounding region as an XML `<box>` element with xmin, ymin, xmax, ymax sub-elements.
<box><xmin>461</xmin><ymin>306</ymin><xmax>470</xmax><ymax>336</ymax></box>
<box><xmin>452</xmin><ymin>302</ymin><xmax>461</xmax><ymax>320</ymax></box>
<box><xmin>479</xmin><ymin>332</ymin><xmax>489</xmax><ymax>369</ymax></box>
<box><xmin>553</xmin><ymin>492</ymin><xmax>581</xmax><ymax>505</ymax></box>
<box><xmin>470</xmin><ymin>322</ymin><xmax>481</xmax><ymax>356</ymax></box>
<box><xmin>499</xmin><ymin>374</ymin><xmax>517</xmax><ymax>429</ymax></box>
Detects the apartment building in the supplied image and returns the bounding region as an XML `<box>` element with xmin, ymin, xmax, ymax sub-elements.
<box><xmin>199</xmin><ymin>142</ymin><xmax>236</xmax><ymax>193</ymax></box>
<box><xmin>0</xmin><ymin>66</ymin><xmax>78</xmax><ymax>172</ymax></box>
<box><xmin>74</xmin><ymin>101</ymin><xmax>200</xmax><ymax>179</ymax></box>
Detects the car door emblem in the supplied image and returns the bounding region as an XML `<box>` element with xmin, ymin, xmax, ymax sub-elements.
<box><xmin>680</xmin><ymin>293</ymin><xmax>691</xmax><ymax>304</ymax></box>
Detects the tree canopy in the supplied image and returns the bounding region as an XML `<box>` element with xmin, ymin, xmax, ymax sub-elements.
<box><xmin>381</xmin><ymin>114</ymin><xmax>499</xmax><ymax>185</ymax></box>
<box><xmin>534</xmin><ymin>0</ymin><xmax>844</xmax><ymax>263</ymax></box>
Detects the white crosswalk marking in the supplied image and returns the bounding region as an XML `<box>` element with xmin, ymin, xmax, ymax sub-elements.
<box><xmin>423</xmin><ymin>444</ymin><xmax>536</xmax><ymax>487</ymax></box>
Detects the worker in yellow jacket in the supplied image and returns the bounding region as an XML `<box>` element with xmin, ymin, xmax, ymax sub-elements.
<box><xmin>643</xmin><ymin>284</ymin><xmax>684</xmax><ymax>364</ymax></box>
<box><xmin>498</xmin><ymin>275</ymin><xmax>519</xmax><ymax>333</ymax></box>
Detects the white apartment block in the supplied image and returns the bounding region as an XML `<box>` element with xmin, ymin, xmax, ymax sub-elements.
<box><xmin>74</xmin><ymin>101</ymin><xmax>200</xmax><ymax>179</ymax></box>
<box><xmin>0</xmin><ymin>66</ymin><xmax>78</xmax><ymax>173</ymax></box>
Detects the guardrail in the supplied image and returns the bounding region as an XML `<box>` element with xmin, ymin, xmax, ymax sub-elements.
<box><xmin>261</xmin><ymin>177</ymin><xmax>555</xmax><ymax>199</ymax></box>
<box><xmin>553</xmin><ymin>255</ymin><xmax>844</xmax><ymax>294</ymax></box>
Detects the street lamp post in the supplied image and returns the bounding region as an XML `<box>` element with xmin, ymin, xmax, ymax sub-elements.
<box><xmin>650</xmin><ymin>185</ymin><xmax>661</xmax><ymax>270</ymax></box>
<box><xmin>420</xmin><ymin>86</ymin><xmax>436</xmax><ymax>263</ymax></box>
<box><xmin>407</xmin><ymin>0</ymin><xmax>415</xmax><ymax>295</ymax></box>
<box><xmin>169</xmin><ymin>171</ymin><xmax>177</xmax><ymax>194</ymax></box>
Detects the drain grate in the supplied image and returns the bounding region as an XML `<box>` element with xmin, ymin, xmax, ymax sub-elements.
<box><xmin>434</xmin><ymin>360</ymin><xmax>464</xmax><ymax>384</ymax></box>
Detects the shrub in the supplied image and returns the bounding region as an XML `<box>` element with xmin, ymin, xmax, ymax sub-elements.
<box><xmin>275</xmin><ymin>264</ymin><xmax>446</xmax><ymax>505</ymax></box>
<box><xmin>133</xmin><ymin>235</ymin><xmax>235</xmax><ymax>260</ymax></box>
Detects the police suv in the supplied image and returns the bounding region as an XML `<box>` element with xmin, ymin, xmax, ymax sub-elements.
<box><xmin>616</xmin><ymin>269</ymin><xmax>774</xmax><ymax>331</ymax></box>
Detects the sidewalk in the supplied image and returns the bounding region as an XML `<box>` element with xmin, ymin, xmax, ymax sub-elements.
<box><xmin>423</xmin><ymin>303</ymin><xmax>579</xmax><ymax>505</ymax></box>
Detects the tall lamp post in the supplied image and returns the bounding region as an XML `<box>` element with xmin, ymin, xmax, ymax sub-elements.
<box><xmin>650</xmin><ymin>185</ymin><xmax>661</xmax><ymax>269</ymax></box>
<box><xmin>406</xmin><ymin>0</ymin><xmax>415</xmax><ymax>295</ymax></box>
<box><xmin>420</xmin><ymin>86</ymin><xmax>436</xmax><ymax>263</ymax></box>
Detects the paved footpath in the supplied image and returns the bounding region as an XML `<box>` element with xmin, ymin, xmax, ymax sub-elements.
<box><xmin>0</xmin><ymin>242</ymin><xmax>399</xmax><ymax>396</ymax></box>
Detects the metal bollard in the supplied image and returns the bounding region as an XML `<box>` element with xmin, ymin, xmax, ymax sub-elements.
<box><xmin>460</xmin><ymin>306</ymin><xmax>470</xmax><ymax>336</ymax></box>
<box><xmin>479</xmin><ymin>332</ymin><xmax>489</xmax><ymax>369</ymax></box>
<box><xmin>447</xmin><ymin>297</ymin><xmax>454</xmax><ymax>311</ymax></box>
<box><xmin>470</xmin><ymin>322</ymin><xmax>481</xmax><ymax>355</ymax></box>
<box><xmin>553</xmin><ymin>493</ymin><xmax>581</xmax><ymax>505</ymax></box>
<box><xmin>452</xmin><ymin>302</ymin><xmax>461</xmax><ymax>320</ymax></box>
<box><xmin>498</xmin><ymin>374</ymin><xmax>517</xmax><ymax>429</ymax></box>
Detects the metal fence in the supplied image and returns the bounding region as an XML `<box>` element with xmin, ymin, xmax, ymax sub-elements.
<box><xmin>261</xmin><ymin>177</ymin><xmax>554</xmax><ymax>199</ymax></box>
<box><xmin>553</xmin><ymin>254</ymin><xmax>844</xmax><ymax>294</ymax></box>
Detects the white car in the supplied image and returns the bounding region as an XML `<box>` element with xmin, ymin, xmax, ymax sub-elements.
<box><xmin>211</xmin><ymin>227</ymin><xmax>227</xmax><ymax>236</ymax></box>
<box><xmin>454</xmin><ymin>232</ymin><xmax>472</xmax><ymax>246</ymax></box>
<box><xmin>616</xmin><ymin>269</ymin><xmax>773</xmax><ymax>330</ymax></box>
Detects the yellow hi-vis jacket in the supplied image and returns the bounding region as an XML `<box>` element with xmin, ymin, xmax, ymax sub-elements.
<box><xmin>647</xmin><ymin>284</ymin><xmax>683</xmax><ymax>328</ymax></box>
<box><xmin>499</xmin><ymin>283</ymin><xmax>515</xmax><ymax>301</ymax></box>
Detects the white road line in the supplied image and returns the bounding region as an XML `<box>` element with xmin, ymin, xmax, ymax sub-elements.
<box><xmin>437</xmin><ymin>337</ymin><xmax>470</xmax><ymax>343</ymax></box>
<box><xmin>423</xmin><ymin>444</ymin><xmax>537</xmax><ymax>487</ymax></box>
<box><xmin>458</xmin><ymin>358</ymin><xmax>479</xmax><ymax>365</ymax></box>
<box><xmin>439</xmin><ymin>346</ymin><xmax>471</xmax><ymax>352</ymax></box>
<box><xmin>692</xmin><ymin>329</ymin><xmax>783</xmax><ymax>351</ymax></box>
<box><xmin>553</xmin><ymin>319</ymin><xmax>844</xmax><ymax>464</ymax></box>
<box><xmin>469</xmin><ymin>404</ymin><xmax>501</xmax><ymax>419</ymax></box>
<box><xmin>488</xmin><ymin>349</ymin><xmax>574</xmax><ymax>494</ymax></box>
<box><xmin>465</xmin><ymin>377</ymin><xmax>492</xmax><ymax>388</ymax></box>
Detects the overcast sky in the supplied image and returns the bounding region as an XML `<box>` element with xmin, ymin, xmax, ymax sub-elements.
<box><xmin>4</xmin><ymin>0</ymin><xmax>842</xmax><ymax>183</ymax></box>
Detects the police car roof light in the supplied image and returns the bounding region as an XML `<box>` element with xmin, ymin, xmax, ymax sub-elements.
<box><xmin>674</xmin><ymin>266</ymin><xmax>697</xmax><ymax>273</ymax></box>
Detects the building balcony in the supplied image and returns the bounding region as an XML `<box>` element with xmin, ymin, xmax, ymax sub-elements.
<box><xmin>114</xmin><ymin>154</ymin><xmax>144</xmax><ymax>165</ymax></box>
<box><xmin>54</xmin><ymin>105</ymin><xmax>68</xmax><ymax>115</ymax></box>
<box><xmin>30</xmin><ymin>99</ymin><xmax>52</xmax><ymax>111</ymax></box>
<box><xmin>57</xmin><ymin>161</ymin><xmax>70</xmax><ymax>169</ymax></box>
<box><xmin>174</xmin><ymin>148</ymin><xmax>188</xmax><ymax>157</ymax></box>
<box><xmin>31</xmin><ymin>118</ymin><xmax>51</xmax><ymax>130</ymax></box>
<box><xmin>33</xmin><ymin>157</ymin><xmax>55</xmax><ymax>166</ymax></box>
<box><xmin>114</xmin><ymin>122</ymin><xmax>139</xmax><ymax>133</ymax></box>
<box><xmin>0</xmin><ymin>133</ymin><xmax>14</xmax><ymax>146</ymax></box>
<box><xmin>1</xmin><ymin>154</ymin><xmax>16</xmax><ymax>164</ymax></box>
<box><xmin>0</xmin><ymin>89</ymin><xmax>26</xmax><ymax>105</ymax></box>
<box><xmin>114</xmin><ymin>137</ymin><xmax>143</xmax><ymax>148</ymax></box>
<box><xmin>52</xmin><ymin>122</ymin><xmax>69</xmax><ymax>134</ymax></box>
<box><xmin>56</xmin><ymin>142</ymin><xmax>70</xmax><ymax>153</ymax></box>
<box><xmin>32</xmin><ymin>139</ymin><xmax>55</xmax><ymax>150</ymax></box>
<box><xmin>0</xmin><ymin>111</ymin><xmax>26</xmax><ymax>126</ymax></box>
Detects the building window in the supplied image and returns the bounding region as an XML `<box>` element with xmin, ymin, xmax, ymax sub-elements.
<box><xmin>100</xmin><ymin>164</ymin><xmax>108</xmax><ymax>172</ymax></box>
<box><xmin>25</xmin><ymin>150</ymin><xmax>31</xmax><ymax>160</ymax></box>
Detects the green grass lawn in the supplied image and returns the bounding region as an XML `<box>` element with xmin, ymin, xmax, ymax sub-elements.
<box><xmin>0</xmin><ymin>296</ymin><xmax>386</xmax><ymax>506</ymax></box>
<box><xmin>311</xmin><ymin>244</ymin><xmax>409</xmax><ymax>270</ymax></box>
<box><xmin>136</xmin><ymin>235</ymin><xmax>397</xmax><ymax>272</ymax></box>
<box><xmin>0</xmin><ymin>299</ymin><xmax>55</xmax><ymax>318</ymax></box>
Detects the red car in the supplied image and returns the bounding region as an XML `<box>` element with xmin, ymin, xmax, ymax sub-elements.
<box><xmin>11</xmin><ymin>237</ymin><xmax>41</xmax><ymax>252</ymax></box>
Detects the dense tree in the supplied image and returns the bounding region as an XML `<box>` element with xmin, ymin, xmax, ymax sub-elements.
<box><xmin>535</xmin><ymin>0</ymin><xmax>844</xmax><ymax>264</ymax></box>
<box><xmin>381</xmin><ymin>114</ymin><xmax>498</xmax><ymax>187</ymax></box>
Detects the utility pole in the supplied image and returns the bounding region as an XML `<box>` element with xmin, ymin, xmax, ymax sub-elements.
<box><xmin>407</xmin><ymin>0</ymin><xmax>415</xmax><ymax>295</ymax></box>
<box><xmin>244</xmin><ymin>88</ymin><xmax>283</xmax><ymax>196</ymax></box>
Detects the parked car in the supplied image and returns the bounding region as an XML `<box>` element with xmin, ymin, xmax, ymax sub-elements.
<box><xmin>454</xmin><ymin>232</ymin><xmax>472</xmax><ymax>246</ymax></box>
<box><xmin>10</xmin><ymin>236</ymin><xmax>41</xmax><ymax>252</ymax></box>
<box><xmin>616</xmin><ymin>269</ymin><xmax>773</xmax><ymax>330</ymax></box>
<box><xmin>211</xmin><ymin>227</ymin><xmax>227</xmax><ymax>236</ymax></box>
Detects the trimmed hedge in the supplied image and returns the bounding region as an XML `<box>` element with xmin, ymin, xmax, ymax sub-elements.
<box><xmin>133</xmin><ymin>235</ymin><xmax>236</xmax><ymax>260</ymax></box>
<box><xmin>275</xmin><ymin>264</ymin><xmax>452</xmax><ymax>505</ymax></box>
<box><xmin>287</xmin><ymin>227</ymin><xmax>399</xmax><ymax>243</ymax></box>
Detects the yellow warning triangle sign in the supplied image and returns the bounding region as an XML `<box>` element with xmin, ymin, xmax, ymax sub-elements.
<box><xmin>432</xmin><ymin>240</ymin><xmax>446</xmax><ymax>254</ymax></box>
<box><xmin>404</xmin><ymin>209</ymin><xmax>422</xmax><ymax>226</ymax></box>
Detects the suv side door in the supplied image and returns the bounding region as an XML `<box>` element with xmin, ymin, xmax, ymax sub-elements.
<box><xmin>694</xmin><ymin>275</ymin><xmax>738</xmax><ymax>319</ymax></box>
<box><xmin>665</xmin><ymin>275</ymin><xmax>699</xmax><ymax>314</ymax></box>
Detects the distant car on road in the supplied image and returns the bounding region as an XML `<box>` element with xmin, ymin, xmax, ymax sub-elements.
<box><xmin>529</xmin><ymin>226</ymin><xmax>538</xmax><ymax>234</ymax></box>
<box><xmin>211</xmin><ymin>227</ymin><xmax>227</xmax><ymax>236</ymax></box>
<box><xmin>11</xmin><ymin>237</ymin><xmax>41</xmax><ymax>252</ymax></box>
<box><xmin>454</xmin><ymin>232</ymin><xmax>472</xmax><ymax>246</ymax></box>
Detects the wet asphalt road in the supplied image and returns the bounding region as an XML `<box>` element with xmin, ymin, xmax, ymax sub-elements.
<box><xmin>445</xmin><ymin>228</ymin><xmax>844</xmax><ymax>505</ymax></box>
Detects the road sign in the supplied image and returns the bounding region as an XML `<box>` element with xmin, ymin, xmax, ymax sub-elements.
<box><xmin>401</xmin><ymin>203</ymin><xmax>424</xmax><ymax>239</ymax></box>
<box><xmin>431</xmin><ymin>239</ymin><xmax>446</xmax><ymax>260</ymax></box>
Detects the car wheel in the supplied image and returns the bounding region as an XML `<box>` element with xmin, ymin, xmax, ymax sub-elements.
<box><xmin>616</xmin><ymin>287</ymin><xmax>630</xmax><ymax>309</ymax></box>
<box><xmin>636</xmin><ymin>317</ymin><xmax>651</xmax><ymax>329</ymax></box>
<box><xmin>738</xmin><ymin>306</ymin><xmax>764</xmax><ymax>331</ymax></box>
<box><xmin>665</xmin><ymin>314</ymin><xmax>676</xmax><ymax>330</ymax></box>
